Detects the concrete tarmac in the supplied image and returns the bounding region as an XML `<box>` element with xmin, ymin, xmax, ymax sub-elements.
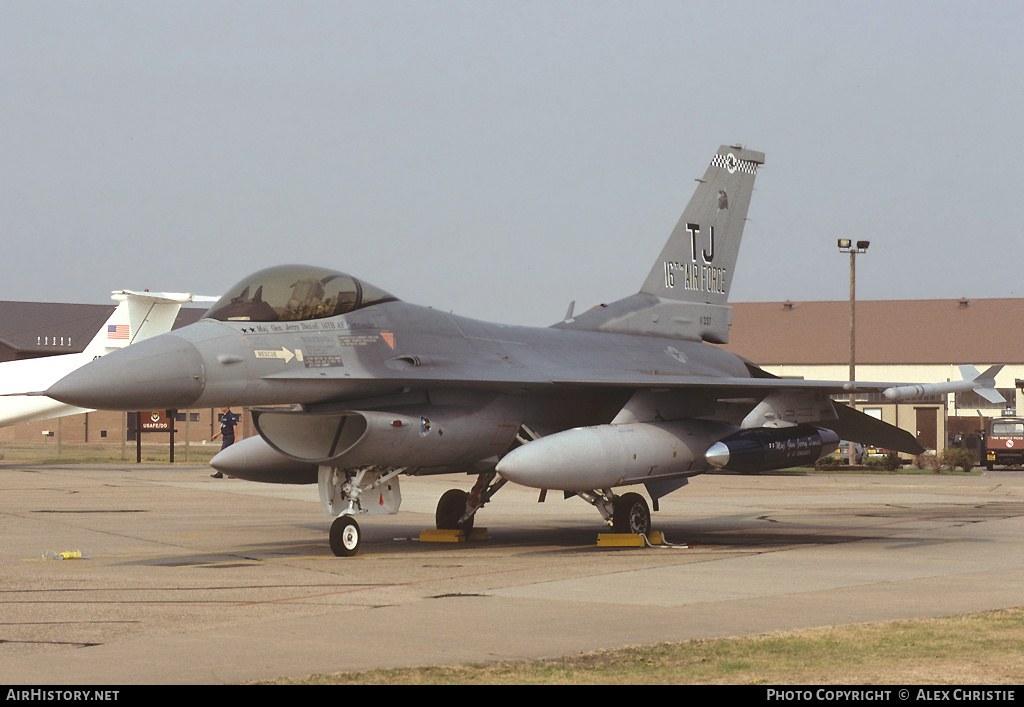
<box><xmin>2</xmin><ymin>462</ymin><xmax>1023</xmax><ymax>684</ymax></box>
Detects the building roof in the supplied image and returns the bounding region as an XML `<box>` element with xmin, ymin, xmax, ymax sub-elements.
<box><xmin>0</xmin><ymin>302</ymin><xmax>114</xmax><ymax>354</ymax></box>
<box><xmin>721</xmin><ymin>298</ymin><xmax>1024</xmax><ymax>366</ymax></box>
<box><xmin>0</xmin><ymin>302</ymin><xmax>208</xmax><ymax>358</ymax></box>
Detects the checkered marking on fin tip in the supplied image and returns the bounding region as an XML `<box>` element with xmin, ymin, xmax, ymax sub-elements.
<box><xmin>711</xmin><ymin>152</ymin><xmax>758</xmax><ymax>175</ymax></box>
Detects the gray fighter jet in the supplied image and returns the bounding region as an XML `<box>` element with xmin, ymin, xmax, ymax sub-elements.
<box><xmin>47</xmin><ymin>145</ymin><xmax>927</xmax><ymax>556</ymax></box>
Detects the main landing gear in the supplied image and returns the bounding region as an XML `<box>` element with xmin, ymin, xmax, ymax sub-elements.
<box><xmin>322</xmin><ymin>465</ymin><xmax>654</xmax><ymax>556</ymax></box>
<box><xmin>433</xmin><ymin>483</ymin><xmax>655</xmax><ymax>540</ymax></box>
<box><xmin>612</xmin><ymin>492</ymin><xmax>652</xmax><ymax>535</ymax></box>
<box><xmin>575</xmin><ymin>489</ymin><xmax>652</xmax><ymax>536</ymax></box>
<box><xmin>435</xmin><ymin>471</ymin><xmax>507</xmax><ymax>534</ymax></box>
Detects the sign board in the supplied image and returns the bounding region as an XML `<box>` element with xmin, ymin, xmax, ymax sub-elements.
<box><xmin>140</xmin><ymin>410</ymin><xmax>172</xmax><ymax>432</ymax></box>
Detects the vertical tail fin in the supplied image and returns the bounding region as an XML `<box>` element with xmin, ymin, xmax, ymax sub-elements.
<box><xmin>640</xmin><ymin>145</ymin><xmax>763</xmax><ymax>307</ymax></box>
<box><xmin>81</xmin><ymin>291</ymin><xmax>218</xmax><ymax>359</ymax></box>
<box><xmin>558</xmin><ymin>145</ymin><xmax>763</xmax><ymax>343</ymax></box>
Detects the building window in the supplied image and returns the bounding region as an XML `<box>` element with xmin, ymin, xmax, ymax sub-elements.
<box><xmin>955</xmin><ymin>389</ymin><xmax>1014</xmax><ymax>411</ymax></box>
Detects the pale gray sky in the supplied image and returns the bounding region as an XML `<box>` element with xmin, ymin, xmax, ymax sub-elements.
<box><xmin>2</xmin><ymin>1</ymin><xmax>1021</xmax><ymax>326</ymax></box>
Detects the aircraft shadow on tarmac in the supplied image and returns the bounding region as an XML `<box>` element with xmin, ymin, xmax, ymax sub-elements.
<box><xmin>108</xmin><ymin>502</ymin><xmax>1024</xmax><ymax>567</ymax></box>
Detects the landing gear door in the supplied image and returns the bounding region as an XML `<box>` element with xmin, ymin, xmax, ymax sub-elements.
<box><xmin>319</xmin><ymin>466</ymin><xmax>402</xmax><ymax>518</ymax></box>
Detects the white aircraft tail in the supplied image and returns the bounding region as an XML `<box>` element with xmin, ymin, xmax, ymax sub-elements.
<box><xmin>82</xmin><ymin>290</ymin><xmax>217</xmax><ymax>358</ymax></box>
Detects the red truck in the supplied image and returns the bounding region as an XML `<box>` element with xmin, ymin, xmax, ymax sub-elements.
<box><xmin>983</xmin><ymin>415</ymin><xmax>1024</xmax><ymax>470</ymax></box>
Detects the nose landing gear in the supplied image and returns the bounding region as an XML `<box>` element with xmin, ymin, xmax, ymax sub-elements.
<box><xmin>329</xmin><ymin>515</ymin><xmax>361</xmax><ymax>557</ymax></box>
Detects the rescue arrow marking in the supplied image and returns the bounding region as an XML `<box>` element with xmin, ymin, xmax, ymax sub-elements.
<box><xmin>254</xmin><ymin>347</ymin><xmax>302</xmax><ymax>363</ymax></box>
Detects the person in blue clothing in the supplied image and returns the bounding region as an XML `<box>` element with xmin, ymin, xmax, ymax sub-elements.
<box><xmin>210</xmin><ymin>407</ymin><xmax>239</xmax><ymax>478</ymax></box>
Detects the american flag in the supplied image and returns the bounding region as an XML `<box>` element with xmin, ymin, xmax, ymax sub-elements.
<box><xmin>107</xmin><ymin>324</ymin><xmax>129</xmax><ymax>340</ymax></box>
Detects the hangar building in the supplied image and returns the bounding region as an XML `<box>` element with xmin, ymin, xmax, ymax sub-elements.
<box><xmin>721</xmin><ymin>298</ymin><xmax>1024</xmax><ymax>455</ymax></box>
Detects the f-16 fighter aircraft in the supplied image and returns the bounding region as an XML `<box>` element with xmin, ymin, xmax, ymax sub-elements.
<box><xmin>49</xmin><ymin>145</ymin><xmax>944</xmax><ymax>556</ymax></box>
<box><xmin>0</xmin><ymin>290</ymin><xmax>215</xmax><ymax>427</ymax></box>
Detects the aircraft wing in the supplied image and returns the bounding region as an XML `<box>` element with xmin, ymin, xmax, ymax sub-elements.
<box><xmin>552</xmin><ymin>376</ymin><xmax>923</xmax><ymax>453</ymax></box>
<box><xmin>260</xmin><ymin>367</ymin><xmax>925</xmax><ymax>454</ymax></box>
<box><xmin>259</xmin><ymin>364</ymin><xmax>901</xmax><ymax>393</ymax></box>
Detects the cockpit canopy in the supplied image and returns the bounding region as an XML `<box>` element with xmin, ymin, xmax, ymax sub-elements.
<box><xmin>205</xmin><ymin>265</ymin><xmax>398</xmax><ymax>323</ymax></box>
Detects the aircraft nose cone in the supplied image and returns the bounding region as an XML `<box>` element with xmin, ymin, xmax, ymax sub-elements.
<box><xmin>47</xmin><ymin>334</ymin><xmax>205</xmax><ymax>410</ymax></box>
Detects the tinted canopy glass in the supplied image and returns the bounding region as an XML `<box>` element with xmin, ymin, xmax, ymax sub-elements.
<box><xmin>205</xmin><ymin>265</ymin><xmax>397</xmax><ymax>322</ymax></box>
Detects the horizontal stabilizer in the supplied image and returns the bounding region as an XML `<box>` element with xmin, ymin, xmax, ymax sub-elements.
<box><xmin>817</xmin><ymin>404</ymin><xmax>925</xmax><ymax>455</ymax></box>
<box><xmin>92</xmin><ymin>290</ymin><xmax>218</xmax><ymax>354</ymax></box>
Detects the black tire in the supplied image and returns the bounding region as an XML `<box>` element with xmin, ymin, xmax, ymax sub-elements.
<box><xmin>329</xmin><ymin>516</ymin><xmax>361</xmax><ymax>557</ymax></box>
<box><xmin>436</xmin><ymin>488</ymin><xmax>474</xmax><ymax>532</ymax></box>
<box><xmin>612</xmin><ymin>492</ymin><xmax>651</xmax><ymax>535</ymax></box>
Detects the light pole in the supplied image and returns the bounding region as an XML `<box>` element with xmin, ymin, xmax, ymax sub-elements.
<box><xmin>838</xmin><ymin>239</ymin><xmax>869</xmax><ymax>464</ymax></box>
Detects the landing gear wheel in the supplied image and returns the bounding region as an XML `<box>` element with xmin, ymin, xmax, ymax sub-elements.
<box><xmin>330</xmin><ymin>516</ymin><xmax>361</xmax><ymax>557</ymax></box>
<box><xmin>436</xmin><ymin>489</ymin><xmax>474</xmax><ymax>532</ymax></box>
<box><xmin>612</xmin><ymin>492</ymin><xmax>651</xmax><ymax>535</ymax></box>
